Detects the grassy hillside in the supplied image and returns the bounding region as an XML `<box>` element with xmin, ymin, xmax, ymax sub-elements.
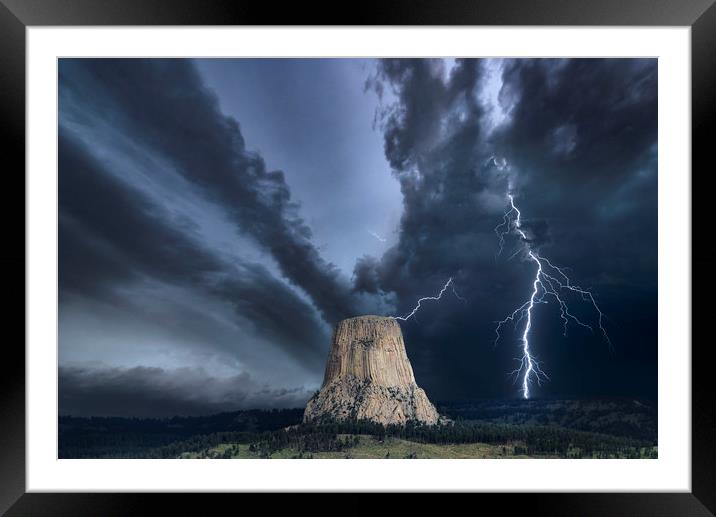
<box><xmin>59</xmin><ymin>398</ymin><xmax>657</xmax><ymax>459</ymax></box>
<box><xmin>180</xmin><ymin>433</ymin><xmax>656</xmax><ymax>460</ymax></box>
<box><xmin>181</xmin><ymin>435</ymin><xmax>523</xmax><ymax>459</ymax></box>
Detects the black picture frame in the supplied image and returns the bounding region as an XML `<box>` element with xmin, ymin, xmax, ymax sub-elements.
<box><xmin>2</xmin><ymin>0</ymin><xmax>711</xmax><ymax>514</ymax></box>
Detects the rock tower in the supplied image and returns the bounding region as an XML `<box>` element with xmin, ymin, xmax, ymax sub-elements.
<box><xmin>303</xmin><ymin>315</ymin><xmax>440</xmax><ymax>425</ymax></box>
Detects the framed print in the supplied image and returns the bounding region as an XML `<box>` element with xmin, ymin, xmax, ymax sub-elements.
<box><xmin>3</xmin><ymin>0</ymin><xmax>712</xmax><ymax>514</ymax></box>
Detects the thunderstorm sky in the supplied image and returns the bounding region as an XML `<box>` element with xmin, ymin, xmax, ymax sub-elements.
<box><xmin>58</xmin><ymin>58</ymin><xmax>657</xmax><ymax>417</ymax></box>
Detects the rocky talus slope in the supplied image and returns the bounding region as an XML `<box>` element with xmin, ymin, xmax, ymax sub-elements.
<box><xmin>303</xmin><ymin>316</ymin><xmax>440</xmax><ymax>425</ymax></box>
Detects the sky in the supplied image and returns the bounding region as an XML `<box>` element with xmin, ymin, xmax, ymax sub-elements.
<box><xmin>58</xmin><ymin>58</ymin><xmax>658</xmax><ymax>418</ymax></box>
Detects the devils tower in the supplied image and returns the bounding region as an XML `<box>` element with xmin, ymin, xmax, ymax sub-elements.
<box><xmin>303</xmin><ymin>315</ymin><xmax>440</xmax><ymax>426</ymax></box>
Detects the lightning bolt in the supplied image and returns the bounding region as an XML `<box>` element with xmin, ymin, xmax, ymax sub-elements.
<box><xmin>494</xmin><ymin>193</ymin><xmax>611</xmax><ymax>399</ymax></box>
<box><xmin>367</xmin><ymin>230</ymin><xmax>387</xmax><ymax>243</ymax></box>
<box><xmin>451</xmin><ymin>283</ymin><xmax>468</xmax><ymax>304</ymax></box>
<box><xmin>494</xmin><ymin>204</ymin><xmax>514</xmax><ymax>258</ymax></box>
<box><xmin>394</xmin><ymin>277</ymin><xmax>464</xmax><ymax>321</ymax></box>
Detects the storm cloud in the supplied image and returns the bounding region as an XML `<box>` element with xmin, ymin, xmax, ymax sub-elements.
<box><xmin>59</xmin><ymin>365</ymin><xmax>312</xmax><ymax>418</ymax></box>
<box><xmin>358</xmin><ymin>58</ymin><xmax>657</xmax><ymax>399</ymax></box>
<box><xmin>59</xmin><ymin>58</ymin><xmax>658</xmax><ymax>417</ymax></box>
<box><xmin>59</xmin><ymin>130</ymin><xmax>329</xmax><ymax>370</ymax></box>
<box><xmin>60</xmin><ymin>59</ymin><xmax>361</xmax><ymax>325</ymax></box>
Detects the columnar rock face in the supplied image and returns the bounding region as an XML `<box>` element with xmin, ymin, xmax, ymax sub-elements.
<box><xmin>303</xmin><ymin>315</ymin><xmax>440</xmax><ymax>426</ymax></box>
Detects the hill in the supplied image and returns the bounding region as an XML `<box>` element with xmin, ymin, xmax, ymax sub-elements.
<box><xmin>59</xmin><ymin>398</ymin><xmax>656</xmax><ymax>459</ymax></box>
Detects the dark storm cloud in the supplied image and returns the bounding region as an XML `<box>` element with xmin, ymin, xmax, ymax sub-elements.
<box><xmin>378</xmin><ymin>58</ymin><xmax>483</xmax><ymax>172</ymax></box>
<box><xmin>352</xmin><ymin>255</ymin><xmax>383</xmax><ymax>294</ymax></box>
<box><xmin>491</xmin><ymin>59</ymin><xmax>658</xmax><ymax>287</ymax></box>
<box><xmin>59</xmin><ymin>132</ymin><xmax>328</xmax><ymax>367</ymax></box>
<box><xmin>59</xmin><ymin>132</ymin><xmax>219</xmax><ymax>297</ymax></box>
<box><xmin>59</xmin><ymin>365</ymin><xmax>312</xmax><ymax>418</ymax></box>
<box><xmin>363</xmin><ymin>58</ymin><xmax>657</xmax><ymax>400</ymax></box>
<box><xmin>58</xmin><ymin>57</ymin><xmax>658</xmax><ymax>415</ymax></box>
<box><xmin>519</xmin><ymin>219</ymin><xmax>551</xmax><ymax>248</ymax></box>
<box><xmin>357</xmin><ymin>59</ymin><xmax>492</xmax><ymax>293</ymax></box>
<box><xmin>59</xmin><ymin>58</ymin><xmax>359</xmax><ymax>324</ymax></box>
<box><xmin>494</xmin><ymin>59</ymin><xmax>657</xmax><ymax>193</ymax></box>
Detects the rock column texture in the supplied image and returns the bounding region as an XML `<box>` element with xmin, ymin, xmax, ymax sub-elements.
<box><xmin>303</xmin><ymin>315</ymin><xmax>440</xmax><ymax>425</ymax></box>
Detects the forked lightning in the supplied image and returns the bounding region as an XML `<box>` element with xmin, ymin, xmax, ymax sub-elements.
<box><xmin>494</xmin><ymin>194</ymin><xmax>611</xmax><ymax>399</ymax></box>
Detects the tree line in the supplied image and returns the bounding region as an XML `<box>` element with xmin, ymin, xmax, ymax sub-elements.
<box><xmin>110</xmin><ymin>419</ymin><xmax>656</xmax><ymax>459</ymax></box>
<box><xmin>59</xmin><ymin>402</ymin><xmax>657</xmax><ymax>459</ymax></box>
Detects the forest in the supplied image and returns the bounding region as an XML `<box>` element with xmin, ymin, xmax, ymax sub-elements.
<box><xmin>59</xmin><ymin>398</ymin><xmax>657</xmax><ymax>459</ymax></box>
